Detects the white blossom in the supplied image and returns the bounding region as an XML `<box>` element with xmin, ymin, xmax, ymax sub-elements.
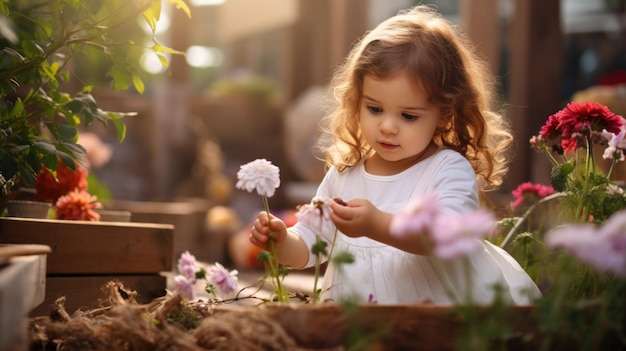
<box><xmin>235</xmin><ymin>158</ymin><xmax>281</xmax><ymax>197</ymax></box>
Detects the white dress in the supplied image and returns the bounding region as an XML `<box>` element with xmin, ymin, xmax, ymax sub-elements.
<box><xmin>290</xmin><ymin>148</ymin><xmax>541</xmax><ymax>304</ymax></box>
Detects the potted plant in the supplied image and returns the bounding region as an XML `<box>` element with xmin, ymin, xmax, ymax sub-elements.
<box><xmin>0</xmin><ymin>0</ymin><xmax>190</xmax><ymax>207</ymax></box>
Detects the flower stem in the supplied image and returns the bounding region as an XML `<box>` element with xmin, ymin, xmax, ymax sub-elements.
<box><xmin>261</xmin><ymin>195</ymin><xmax>288</xmax><ymax>302</ymax></box>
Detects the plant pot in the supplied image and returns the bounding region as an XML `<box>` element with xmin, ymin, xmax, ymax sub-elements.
<box><xmin>6</xmin><ymin>200</ymin><xmax>51</xmax><ymax>219</ymax></box>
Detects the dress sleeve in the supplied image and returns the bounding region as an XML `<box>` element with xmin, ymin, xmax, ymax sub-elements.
<box><xmin>425</xmin><ymin>151</ymin><xmax>480</xmax><ymax>215</ymax></box>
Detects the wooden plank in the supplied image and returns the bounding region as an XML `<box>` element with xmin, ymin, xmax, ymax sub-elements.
<box><xmin>0</xmin><ymin>218</ymin><xmax>174</xmax><ymax>274</ymax></box>
<box><xmin>507</xmin><ymin>0</ymin><xmax>563</xmax><ymax>188</ymax></box>
<box><xmin>31</xmin><ymin>274</ymin><xmax>167</xmax><ymax>317</ymax></box>
<box><xmin>0</xmin><ymin>253</ymin><xmax>47</xmax><ymax>351</ymax></box>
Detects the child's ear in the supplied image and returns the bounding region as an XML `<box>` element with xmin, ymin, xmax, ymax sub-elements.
<box><xmin>437</xmin><ymin>115</ymin><xmax>451</xmax><ymax>128</ymax></box>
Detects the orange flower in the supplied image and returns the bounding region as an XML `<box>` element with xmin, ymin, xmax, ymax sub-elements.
<box><xmin>54</xmin><ymin>189</ymin><xmax>101</xmax><ymax>221</ymax></box>
<box><xmin>35</xmin><ymin>160</ymin><xmax>88</xmax><ymax>203</ymax></box>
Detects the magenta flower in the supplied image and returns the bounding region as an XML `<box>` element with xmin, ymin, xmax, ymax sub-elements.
<box><xmin>177</xmin><ymin>251</ymin><xmax>198</xmax><ymax>282</ymax></box>
<box><xmin>390</xmin><ymin>193</ymin><xmax>441</xmax><ymax>237</ymax></box>
<box><xmin>207</xmin><ymin>262</ymin><xmax>239</xmax><ymax>298</ymax></box>
<box><xmin>430</xmin><ymin>209</ymin><xmax>496</xmax><ymax>260</ymax></box>
<box><xmin>174</xmin><ymin>275</ymin><xmax>195</xmax><ymax>300</ymax></box>
<box><xmin>235</xmin><ymin>158</ymin><xmax>281</xmax><ymax>197</ymax></box>
<box><xmin>511</xmin><ymin>182</ymin><xmax>556</xmax><ymax>209</ymax></box>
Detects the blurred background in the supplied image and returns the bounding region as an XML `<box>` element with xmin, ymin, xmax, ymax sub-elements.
<box><xmin>74</xmin><ymin>0</ymin><xmax>626</xmax><ymax>266</ymax></box>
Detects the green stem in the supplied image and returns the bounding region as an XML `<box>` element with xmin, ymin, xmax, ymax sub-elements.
<box><xmin>261</xmin><ymin>195</ymin><xmax>288</xmax><ymax>302</ymax></box>
<box><xmin>574</xmin><ymin>138</ymin><xmax>593</xmax><ymax>222</ymax></box>
<box><xmin>312</xmin><ymin>240</ymin><xmax>321</xmax><ymax>303</ymax></box>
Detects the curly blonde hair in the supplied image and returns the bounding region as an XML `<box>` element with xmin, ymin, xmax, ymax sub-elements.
<box><xmin>318</xmin><ymin>5</ymin><xmax>512</xmax><ymax>190</ymax></box>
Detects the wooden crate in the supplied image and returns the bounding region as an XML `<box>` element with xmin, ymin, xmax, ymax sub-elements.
<box><xmin>0</xmin><ymin>246</ymin><xmax>48</xmax><ymax>351</ymax></box>
<box><xmin>0</xmin><ymin>218</ymin><xmax>174</xmax><ymax>316</ymax></box>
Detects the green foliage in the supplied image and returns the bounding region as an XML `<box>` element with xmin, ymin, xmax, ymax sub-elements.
<box><xmin>0</xmin><ymin>0</ymin><xmax>189</xmax><ymax>189</ymax></box>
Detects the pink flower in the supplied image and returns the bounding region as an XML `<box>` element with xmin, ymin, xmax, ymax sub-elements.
<box><xmin>235</xmin><ymin>158</ymin><xmax>281</xmax><ymax>197</ymax></box>
<box><xmin>539</xmin><ymin>102</ymin><xmax>623</xmax><ymax>153</ymax></box>
<box><xmin>174</xmin><ymin>275</ymin><xmax>195</xmax><ymax>300</ymax></box>
<box><xmin>77</xmin><ymin>132</ymin><xmax>113</xmax><ymax>169</ymax></box>
<box><xmin>295</xmin><ymin>196</ymin><xmax>333</xmax><ymax>231</ymax></box>
<box><xmin>546</xmin><ymin>211</ymin><xmax>626</xmax><ymax>277</ymax></box>
<box><xmin>511</xmin><ymin>182</ymin><xmax>556</xmax><ymax>209</ymax></box>
<box><xmin>177</xmin><ymin>251</ymin><xmax>198</xmax><ymax>282</ymax></box>
<box><xmin>430</xmin><ymin>209</ymin><xmax>496</xmax><ymax>260</ymax></box>
<box><xmin>390</xmin><ymin>193</ymin><xmax>441</xmax><ymax>237</ymax></box>
<box><xmin>207</xmin><ymin>262</ymin><xmax>238</xmax><ymax>298</ymax></box>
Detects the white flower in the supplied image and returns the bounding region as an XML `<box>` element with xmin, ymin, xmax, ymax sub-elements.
<box><xmin>207</xmin><ymin>262</ymin><xmax>239</xmax><ymax>298</ymax></box>
<box><xmin>601</xmin><ymin>125</ymin><xmax>626</xmax><ymax>161</ymax></box>
<box><xmin>235</xmin><ymin>158</ymin><xmax>281</xmax><ymax>197</ymax></box>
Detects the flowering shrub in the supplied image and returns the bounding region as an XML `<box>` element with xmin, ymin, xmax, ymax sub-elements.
<box><xmin>501</xmin><ymin>101</ymin><xmax>626</xmax><ymax>349</ymax></box>
<box><xmin>529</xmin><ymin>101</ymin><xmax>626</xmax><ymax>223</ymax></box>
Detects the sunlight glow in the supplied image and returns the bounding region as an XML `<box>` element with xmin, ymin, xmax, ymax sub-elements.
<box><xmin>186</xmin><ymin>46</ymin><xmax>224</xmax><ymax>68</ymax></box>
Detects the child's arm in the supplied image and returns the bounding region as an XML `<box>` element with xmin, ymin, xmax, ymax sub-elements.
<box><xmin>250</xmin><ymin>211</ymin><xmax>310</xmax><ymax>269</ymax></box>
<box><xmin>330</xmin><ymin>199</ymin><xmax>432</xmax><ymax>255</ymax></box>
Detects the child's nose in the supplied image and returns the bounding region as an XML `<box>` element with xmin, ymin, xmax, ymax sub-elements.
<box><xmin>379</xmin><ymin>115</ymin><xmax>398</xmax><ymax>134</ymax></box>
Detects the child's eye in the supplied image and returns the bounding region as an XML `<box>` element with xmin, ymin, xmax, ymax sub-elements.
<box><xmin>401</xmin><ymin>112</ymin><xmax>418</xmax><ymax>121</ymax></box>
<box><xmin>367</xmin><ymin>106</ymin><xmax>382</xmax><ymax>114</ymax></box>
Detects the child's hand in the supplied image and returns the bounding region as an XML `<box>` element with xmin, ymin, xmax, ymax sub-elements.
<box><xmin>330</xmin><ymin>198</ymin><xmax>381</xmax><ymax>238</ymax></box>
<box><xmin>249</xmin><ymin>211</ymin><xmax>288</xmax><ymax>249</ymax></box>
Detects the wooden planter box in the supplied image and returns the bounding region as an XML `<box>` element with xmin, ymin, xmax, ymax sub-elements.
<box><xmin>0</xmin><ymin>245</ymin><xmax>48</xmax><ymax>351</ymax></box>
<box><xmin>0</xmin><ymin>218</ymin><xmax>174</xmax><ymax>316</ymax></box>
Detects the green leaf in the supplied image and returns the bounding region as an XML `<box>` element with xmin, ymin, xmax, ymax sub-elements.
<box><xmin>56</xmin><ymin>125</ymin><xmax>78</xmax><ymax>141</ymax></box>
<box><xmin>141</xmin><ymin>0</ymin><xmax>161</xmax><ymax>34</ymax></box>
<box><xmin>156</xmin><ymin>53</ymin><xmax>169</xmax><ymax>69</ymax></box>
<box><xmin>57</xmin><ymin>152</ymin><xmax>76</xmax><ymax>170</ymax></box>
<box><xmin>1</xmin><ymin>47</ymin><xmax>25</xmax><ymax>62</ymax></box>
<box><xmin>107</xmin><ymin>66</ymin><xmax>132</xmax><ymax>91</ymax></box>
<box><xmin>151</xmin><ymin>43</ymin><xmax>185</xmax><ymax>56</ymax></box>
<box><xmin>111</xmin><ymin>118</ymin><xmax>126</xmax><ymax>142</ymax></box>
<box><xmin>64</xmin><ymin>100</ymin><xmax>83</xmax><ymax>114</ymax></box>
<box><xmin>9</xmin><ymin>97</ymin><xmax>24</xmax><ymax>118</ymax></box>
<box><xmin>33</xmin><ymin>141</ymin><xmax>57</xmax><ymax>155</ymax></box>
<box><xmin>132</xmin><ymin>72</ymin><xmax>145</xmax><ymax>94</ymax></box>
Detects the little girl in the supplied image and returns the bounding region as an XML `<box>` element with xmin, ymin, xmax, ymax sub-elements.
<box><xmin>250</xmin><ymin>5</ymin><xmax>540</xmax><ymax>304</ymax></box>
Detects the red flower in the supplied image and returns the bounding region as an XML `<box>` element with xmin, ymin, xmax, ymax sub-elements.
<box><xmin>54</xmin><ymin>189</ymin><xmax>101</xmax><ymax>221</ymax></box>
<box><xmin>35</xmin><ymin>160</ymin><xmax>88</xmax><ymax>203</ymax></box>
<box><xmin>539</xmin><ymin>102</ymin><xmax>623</xmax><ymax>152</ymax></box>
<box><xmin>512</xmin><ymin>182</ymin><xmax>556</xmax><ymax>209</ymax></box>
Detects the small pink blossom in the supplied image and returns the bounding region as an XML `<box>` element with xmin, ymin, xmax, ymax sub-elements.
<box><xmin>295</xmin><ymin>196</ymin><xmax>333</xmax><ymax>231</ymax></box>
<box><xmin>430</xmin><ymin>209</ymin><xmax>496</xmax><ymax>260</ymax></box>
<box><xmin>174</xmin><ymin>275</ymin><xmax>195</xmax><ymax>300</ymax></box>
<box><xmin>207</xmin><ymin>262</ymin><xmax>239</xmax><ymax>298</ymax></box>
<box><xmin>235</xmin><ymin>158</ymin><xmax>281</xmax><ymax>197</ymax></box>
<box><xmin>177</xmin><ymin>251</ymin><xmax>197</xmax><ymax>282</ymax></box>
<box><xmin>390</xmin><ymin>193</ymin><xmax>441</xmax><ymax>237</ymax></box>
<box><xmin>546</xmin><ymin>212</ymin><xmax>626</xmax><ymax>277</ymax></box>
<box><xmin>511</xmin><ymin>182</ymin><xmax>556</xmax><ymax>209</ymax></box>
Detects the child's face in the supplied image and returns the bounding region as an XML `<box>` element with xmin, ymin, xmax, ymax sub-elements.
<box><xmin>359</xmin><ymin>73</ymin><xmax>445</xmax><ymax>174</ymax></box>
